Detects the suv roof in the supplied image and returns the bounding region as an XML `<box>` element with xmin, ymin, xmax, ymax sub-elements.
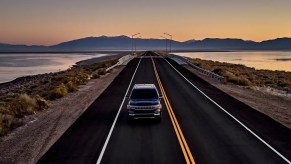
<box><xmin>133</xmin><ymin>84</ymin><xmax>156</xmax><ymax>90</ymax></box>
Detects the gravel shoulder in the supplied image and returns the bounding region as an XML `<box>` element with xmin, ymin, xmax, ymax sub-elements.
<box><xmin>184</xmin><ymin>65</ymin><xmax>291</xmax><ymax>129</ymax></box>
<box><xmin>0</xmin><ymin>66</ymin><xmax>124</xmax><ymax>164</ymax></box>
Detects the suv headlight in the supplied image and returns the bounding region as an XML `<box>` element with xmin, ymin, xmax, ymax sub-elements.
<box><xmin>153</xmin><ymin>104</ymin><xmax>162</xmax><ymax>109</ymax></box>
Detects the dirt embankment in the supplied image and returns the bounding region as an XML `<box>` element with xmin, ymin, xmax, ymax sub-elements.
<box><xmin>184</xmin><ymin>65</ymin><xmax>291</xmax><ymax>129</ymax></box>
<box><xmin>0</xmin><ymin>66</ymin><xmax>124</xmax><ymax>163</ymax></box>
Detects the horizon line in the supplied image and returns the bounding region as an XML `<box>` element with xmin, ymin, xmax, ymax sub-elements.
<box><xmin>1</xmin><ymin>35</ymin><xmax>291</xmax><ymax>47</ymax></box>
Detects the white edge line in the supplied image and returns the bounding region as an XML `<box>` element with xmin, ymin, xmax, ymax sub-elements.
<box><xmin>161</xmin><ymin>56</ymin><xmax>291</xmax><ymax>164</ymax></box>
<box><xmin>96</xmin><ymin>57</ymin><xmax>142</xmax><ymax>164</ymax></box>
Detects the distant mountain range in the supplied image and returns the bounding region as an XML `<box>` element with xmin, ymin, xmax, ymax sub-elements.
<box><xmin>1</xmin><ymin>35</ymin><xmax>291</xmax><ymax>52</ymax></box>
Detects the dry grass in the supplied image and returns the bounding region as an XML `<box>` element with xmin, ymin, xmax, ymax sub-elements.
<box><xmin>37</xmin><ymin>59</ymin><xmax>117</xmax><ymax>100</ymax></box>
<box><xmin>0</xmin><ymin>94</ymin><xmax>47</xmax><ymax>136</ymax></box>
<box><xmin>0</xmin><ymin>113</ymin><xmax>23</xmax><ymax>136</ymax></box>
<box><xmin>49</xmin><ymin>83</ymin><xmax>68</xmax><ymax>100</ymax></box>
<box><xmin>187</xmin><ymin>58</ymin><xmax>291</xmax><ymax>92</ymax></box>
<box><xmin>34</xmin><ymin>95</ymin><xmax>49</xmax><ymax>111</ymax></box>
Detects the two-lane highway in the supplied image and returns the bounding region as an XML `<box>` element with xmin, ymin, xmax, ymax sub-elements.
<box><xmin>38</xmin><ymin>51</ymin><xmax>291</xmax><ymax>164</ymax></box>
<box><xmin>100</xmin><ymin>55</ymin><xmax>186</xmax><ymax>163</ymax></box>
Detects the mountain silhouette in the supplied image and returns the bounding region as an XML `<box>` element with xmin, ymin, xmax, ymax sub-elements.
<box><xmin>186</xmin><ymin>38</ymin><xmax>258</xmax><ymax>50</ymax></box>
<box><xmin>259</xmin><ymin>38</ymin><xmax>291</xmax><ymax>50</ymax></box>
<box><xmin>0</xmin><ymin>36</ymin><xmax>291</xmax><ymax>52</ymax></box>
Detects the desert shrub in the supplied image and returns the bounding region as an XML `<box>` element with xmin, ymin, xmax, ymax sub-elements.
<box><xmin>51</xmin><ymin>75</ymin><xmax>65</xmax><ymax>83</ymax></box>
<box><xmin>212</xmin><ymin>67</ymin><xmax>226</xmax><ymax>76</ymax></box>
<box><xmin>264</xmin><ymin>80</ymin><xmax>273</xmax><ymax>85</ymax></box>
<box><xmin>40</xmin><ymin>92</ymin><xmax>49</xmax><ymax>99</ymax></box>
<box><xmin>110</xmin><ymin>59</ymin><xmax>118</xmax><ymax>65</ymax></box>
<box><xmin>49</xmin><ymin>83</ymin><xmax>68</xmax><ymax>100</ymax></box>
<box><xmin>63</xmin><ymin>76</ymin><xmax>75</xmax><ymax>84</ymax></box>
<box><xmin>34</xmin><ymin>95</ymin><xmax>49</xmax><ymax>110</ymax></box>
<box><xmin>0</xmin><ymin>94</ymin><xmax>48</xmax><ymax>136</ymax></box>
<box><xmin>105</xmin><ymin>63</ymin><xmax>111</xmax><ymax>68</ymax></box>
<box><xmin>215</xmin><ymin>69</ymin><xmax>251</xmax><ymax>86</ymax></box>
<box><xmin>99</xmin><ymin>63</ymin><xmax>106</xmax><ymax>68</ymax></box>
<box><xmin>3</xmin><ymin>94</ymin><xmax>36</xmax><ymax>118</ymax></box>
<box><xmin>0</xmin><ymin>106</ymin><xmax>10</xmax><ymax>115</ymax></box>
<box><xmin>0</xmin><ymin>113</ymin><xmax>23</xmax><ymax>136</ymax></box>
<box><xmin>17</xmin><ymin>94</ymin><xmax>37</xmax><ymax>115</ymax></box>
<box><xmin>30</xmin><ymin>84</ymin><xmax>38</xmax><ymax>89</ymax></box>
<box><xmin>277</xmin><ymin>80</ymin><xmax>290</xmax><ymax>88</ymax></box>
<box><xmin>91</xmin><ymin>72</ymin><xmax>100</xmax><ymax>79</ymax></box>
<box><xmin>0</xmin><ymin>105</ymin><xmax>14</xmax><ymax>116</ymax></box>
<box><xmin>42</xmin><ymin>80</ymin><xmax>49</xmax><ymax>84</ymax></box>
<box><xmin>75</xmin><ymin>72</ymin><xmax>90</xmax><ymax>85</ymax></box>
<box><xmin>66</xmin><ymin>81</ymin><xmax>78</xmax><ymax>92</ymax></box>
<box><xmin>98</xmin><ymin>68</ymin><xmax>107</xmax><ymax>75</ymax></box>
<box><xmin>228</xmin><ymin>76</ymin><xmax>252</xmax><ymax>86</ymax></box>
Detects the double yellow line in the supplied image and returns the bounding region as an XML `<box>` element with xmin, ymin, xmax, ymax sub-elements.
<box><xmin>151</xmin><ymin>57</ymin><xmax>195</xmax><ymax>164</ymax></box>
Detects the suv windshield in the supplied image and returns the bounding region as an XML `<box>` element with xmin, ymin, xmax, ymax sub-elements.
<box><xmin>131</xmin><ymin>88</ymin><xmax>158</xmax><ymax>100</ymax></box>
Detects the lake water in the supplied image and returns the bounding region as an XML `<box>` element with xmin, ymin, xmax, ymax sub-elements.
<box><xmin>175</xmin><ymin>51</ymin><xmax>291</xmax><ymax>72</ymax></box>
<box><xmin>0</xmin><ymin>53</ymin><xmax>113</xmax><ymax>83</ymax></box>
<box><xmin>1</xmin><ymin>51</ymin><xmax>291</xmax><ymax>84</ymax></box>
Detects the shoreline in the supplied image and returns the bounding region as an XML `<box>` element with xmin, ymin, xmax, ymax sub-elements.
<box><xmin>0</xmin><ymin>53</ymin><xmax>126</xmax><ymax>85</ymax></box>
<box><xmin>173</xmin><ymin>52</ymin><xmax>291</xmax><ymax>72</ymax></box>
<box><xmin>76</xmin><ymin>53</ymin><xmax>126</xmax><ymax>65</ymax></box>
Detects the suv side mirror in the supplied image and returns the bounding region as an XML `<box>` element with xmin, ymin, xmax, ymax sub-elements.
<box><xmin>159</xmin><ymin>95</ymin><xmax>163</xmax><ymax>99</ymax></box>
<box><xmin>125</xmin><ymin>95</ymin><xmax>130</xmax><ymax>98</ymax></box>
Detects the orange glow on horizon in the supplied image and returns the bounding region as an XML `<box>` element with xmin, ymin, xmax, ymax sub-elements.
<box><xmin>1</xmin><ymin>0</ymin><xmax>291</xmax><ymax>45</ymax></box>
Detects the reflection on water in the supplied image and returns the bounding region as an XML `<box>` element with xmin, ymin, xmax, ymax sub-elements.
<box><xmin>175</xmin><ymin>51</ymin><xmax>291</xmax><ymax>72</ymax></box>
<box><xmin>0</xmin><ymin>53</ymin><xmax>111</xmax><ymax>83</ymax></box>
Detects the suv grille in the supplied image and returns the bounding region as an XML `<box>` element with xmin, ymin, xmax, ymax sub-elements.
<box><xmin>134</xmin><ymin>106</ymin><xmax>156</xmax><ymax>110</ymax></box>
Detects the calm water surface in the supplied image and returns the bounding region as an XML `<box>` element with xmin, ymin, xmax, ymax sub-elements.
<box><xmin>175</xmin><ymin>51</ymin><xmax>291</xmax><ymax>72</ymax></box>
<box><xmin>0</xmin><ymin>53</ymin><xmax>113</xmax><ymax>83</ymax></box>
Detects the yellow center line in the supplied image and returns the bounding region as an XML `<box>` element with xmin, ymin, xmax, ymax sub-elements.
<box><xmin>151</xmin><ymin>57</ymin><xmax>195</xmax><ymax>164</ymax></box>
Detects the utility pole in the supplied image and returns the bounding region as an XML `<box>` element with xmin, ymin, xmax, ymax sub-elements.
<box><xmin>161</xmin><ymin>36</ymin><xmax>168</xmax><ymax>54</ymax></box>
<box><xmin>164</xmin><ymin>33</ymin><xmax>172</xmax><ymax>53</ymax></box>
<box><xmin>131</xmin><ymin>33</ymin><xmax>140</xmax><ymax>55</ymax></box>
<box><xmin>135</xmin><ymin>35</ymin><xmax>142</xmax><ymax>54</ymax></box>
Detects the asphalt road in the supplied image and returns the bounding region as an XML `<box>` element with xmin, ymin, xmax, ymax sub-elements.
<box><xmin>38</xmin><ymin>51</ymin><xmax>291</xmax><ymax>164</ymax></box>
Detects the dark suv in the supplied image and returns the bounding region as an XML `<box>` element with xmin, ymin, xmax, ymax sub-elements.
<box><xmin>127</xmin><ymin>84</ymin><xmax>162</xmax><ymax>121</ymax></box>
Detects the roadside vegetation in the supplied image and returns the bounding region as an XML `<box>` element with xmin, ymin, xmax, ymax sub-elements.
<box><xmin>0</xmin><ymin>59</ymin><xmax>118</xmax><ymax>136</ymax></box>
<box><xmin>187</xmin><ymin>58</ymin><xmax>291</xmax><ymax>92</ymax></box>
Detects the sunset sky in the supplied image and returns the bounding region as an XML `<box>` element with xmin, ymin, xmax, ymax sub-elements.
<box><xmin>1</xmin><ymin>0</ymin><xmax>291</xmax><ymax>46</ymax></box>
